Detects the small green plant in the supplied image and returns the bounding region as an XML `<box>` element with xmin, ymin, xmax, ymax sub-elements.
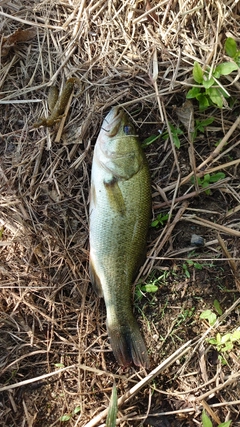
<box><xmin>192</xmin><ymin>117</ymin><xmax>214</xmax><ymax>140</ymax></box>
<box><xmin>225</xmin><ymin>37</ymin><xmax>240</xmax><ymax>66</ymax></box>
<box><xmin>200</xmin><ymin>309</ymin><xmax>217</xmax><ymax>326</ymax></box>
<box><xmin>182</xmin><ymin>259</ymin><xmax>204</xmax><ymax>279</ymax></box>
<box><xmin>162</xmin><ymin>123</ymin><xmax>183</xmax><ymax>148</ymax></box>
<box><xmin>136</xmin><ymin>280</ymin><xmax>159</xmax><ymax>301</ymax></box>
<box><xmin>175</xmin><ymin>307</ymin><xmax>195</xmax><ymax>328</ymax></box>
<box><xmin>208</xmin><ymin>330</ymin><xmax>240</xmax><ymax>353</ymax></box>
<box><xmin>151</xmin><ymin>213</ymin><xmax>169</xmax><ymax>228</ymax></box>
<box><xmin>193</xmin><ymin>172</ymin><xmax>226</xmax><ymax>195</ymax></box>
<box><xmin>60</xmin><ymin>406</ymin><xmax>81</xmax><ymax>422</ymax></box>
<box><xmin>136</xmin><ymin>270</ymin><xmax>169</xmax><ymax>301</ymax></box>
<box><xmin>201</xmin><ymin>301</ymin><xmax>240</xmax><ymax>364</ymax></box>
<box><xmin>200</xmin><ymin>299</ymin><xmax>222</xmax><ymax>326</ymax></box>
<box><xmin>187</xmin><ymin>59</ymin><xmax>238</xmax><ymax>110</ymax></box>
<box><xmin>202</xmin><ymin>409</ymin><xmax>231</xmax><ymax>427</ymax></box>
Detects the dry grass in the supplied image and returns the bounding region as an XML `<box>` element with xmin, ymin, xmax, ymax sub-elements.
<box><xmin>0</xmin><ymin>1</ymin><xmax>240</xmax><ymax>426</ymax></box>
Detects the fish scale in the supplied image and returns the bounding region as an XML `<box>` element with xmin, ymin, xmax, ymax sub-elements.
<box><xmin>89</xmin><ymin>107</ymin><xmax>151</xmax><ymax>367</ymax></box>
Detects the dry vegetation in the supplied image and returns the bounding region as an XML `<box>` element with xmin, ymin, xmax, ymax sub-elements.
<box><xmin>0</xmin><ymin>0</ymin><xmax>240</xmax><ymax>426</ymax></box>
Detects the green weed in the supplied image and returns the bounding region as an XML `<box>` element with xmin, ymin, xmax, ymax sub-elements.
<box><xmin>187</xmin><ymin>59</ymin><xmax>238</xmax><ymax>110</ymax></box>
<box><xmin>162</xmin><ymin>123</ymin><xmax>183</xmax><ymax>148</ymax></box>
<box><xmin>200</xmin><ymin>299</ymin><xmax>223</xmax><ymax>326</ymax></box>
<box><xmin>151</xmin><ymin>213</ymin><xmax>169</xmax><ymax>228</ymax></box>
<box><xmin>182</xmin><ymin>259</ymin><xmax>204</xmax><ymax>279</ymax></box>
<box><xmin>224</xmin><ymin>37</ymin><xmax>240</xmax><ymax>66</ymax></box>
<box><xmin>60</xmin><ymin>406</ymin><xmax>81</xmax><ymax>422</ymax></box>
<box><xmin>202</xmin><ymin>409</ymin><xmax>231</xmax><ymax>427</ymax></box>
<box><xmin>200</xmin><ymin>309</ymin><xmax>217</xmax><ymax>326</ymax></box>
<box><xmin>208</xmin><ymin>330</ymin><xmax>240</xmax><ymax>353</ymax></box>
<box><xmin>200</xmin><ymin>301</ymin><xmax>240</xmax><ymax>364</ymax></box>
<box><xmin>144</xmin><ymin>115</ymin><xmax>215</xmax><ymax>150</ymax></box>
<box><xmin>135</xmin><ymin>270</ymin><xmax>169</xmax><ymax>301</ymax></box>
<box><xmin>192</xmin><ymin>117</ymin><xmax>214</xmax><ymax>140</ymax></box>
<box><xmin>175</xmin><ymin>307</ymin><xmax>195</xmax><ymax>327</ymax></box>
<box><xmin>192</xmin><ymin>172</ymin><xmax>226</xmax><ymax>195</ymax></box>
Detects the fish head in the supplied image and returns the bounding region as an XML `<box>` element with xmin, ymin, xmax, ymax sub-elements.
<box><xmin>96</xmin><ymin>107</ymin><xmax>143</xmax><ymax>179</ymax></box>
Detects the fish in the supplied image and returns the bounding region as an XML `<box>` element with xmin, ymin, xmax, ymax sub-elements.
<box><xmin>89</xmin><ymin>107</ymin><xmax>151</xmax><ymax>368</ymax></box>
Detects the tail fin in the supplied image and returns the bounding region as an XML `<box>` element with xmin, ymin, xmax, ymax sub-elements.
<box><xmin>107</xmin><ymin>318</ymin><xmax>149</xmax><ymax>368</ymax></box>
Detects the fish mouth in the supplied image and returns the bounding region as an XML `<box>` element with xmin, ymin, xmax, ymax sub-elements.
<box><xmin>102</xmin><ymin>107</ymin><xmax>124</xmax><ymax>137</ymax></box>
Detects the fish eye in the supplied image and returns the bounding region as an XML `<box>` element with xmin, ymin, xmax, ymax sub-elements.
<box><xmin>123</xmin><ymin>125</ymin><xmax>133</xmax><ymax>135</ymax></box>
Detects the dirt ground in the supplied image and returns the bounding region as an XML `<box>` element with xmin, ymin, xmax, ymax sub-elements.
<box><xmin>0</xmin><ymin>1</ymin><xmax>240</xmax><ymax>426</ymax></box>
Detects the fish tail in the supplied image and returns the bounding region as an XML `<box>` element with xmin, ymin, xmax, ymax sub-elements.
<box><xmin>107</xmin><ymin>318</ymin><xmax>149</xmax><ymax>368</ymax></box>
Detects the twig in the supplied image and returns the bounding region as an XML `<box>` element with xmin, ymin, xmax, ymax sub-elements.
<box><xmin>83</xmin><ymin>340</ymin><xmax>192</xmax><ymax>427</ymax></box>
<box><xmin>181</xmin><ymin>216</ymin><xmax>240</xmax><ymax>237</ymax></box>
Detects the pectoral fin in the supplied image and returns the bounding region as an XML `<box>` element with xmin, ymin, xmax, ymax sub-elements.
<box><xmin>89</xmin><ymin>257</ymin><xmax>103</xmax><ymax>297</ymax></box>
<box><xmin>104</xmin><ymin>177</ymin><xmax>126</xmax><ymax>216</ymax></box>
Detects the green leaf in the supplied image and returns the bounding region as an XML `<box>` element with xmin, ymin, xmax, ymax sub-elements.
<box><xmin>230</xmin><ymin>330</ymin><xmax>240</xmax><ymax>342</ymax></box>
<box><xmin>151</xmin><ymin>219</ymin><xmax>159</xmax><ymax>227</ymax></box>
<box><xmin>193</xmin><ymin>263</ymin><xmax>203</xmax><ymax>270</ymax></box>
<box><xmin>193</xmin><ymin>61</ymin><xmax>203</xmax><ymax>83</ymax></box>
<box><xmin>202</xmin><ymin>77</ymin><xmax>214</xmax><ymax>89</ymax></box>
<box><xmin>214</xmin><ymin>62</ymin><xmax>239</xmax><ymax>77</ymax></box>
<box><xmin>213</xmin><ymin>299</ymin><xmax>222</xmax><ymax>315</ymax></box>
<box><xmin>142</xmin><ymin>284</ymin><xmax>158</xmax><ymax>293</ymax></box>
<box><xmin>200</xmin><ymin>310</ymin><xmax>217</xmax><ymax>326</ymax></box>
<box><xmin>151</xmin><ymin>213</ymin><xmax>168</xmax><ymax>228</ymax></box>
<box><xmin>60</xmin><ymin>414</ymin><xmax>71</xmax><ymax>422</ymax></box>
<box><xmin>142</xmin><ymin>134</ymin><xmax>161</xmax><ymax>147</ymax></box>
<box><xmin>216</xmin><ymin>332</ymin><xmax>222</xmax><ymax>345</ymax></box>
<box><xmin>208</xmin><ymin>338</ymin><xmax>217</xmax><ymax>345</ymax></box>
<box><xmin>225</xmin><ymin>37</ymin><xmax>237</xmax><ymax>57</ymax></box>
<box><xmin>106</xmin><ymin>383</ymin><xmax>118</xmax><ymax>427</ymax></box>
<box><xmin>157</xmin><ymin>213</ymin><xmax>169</xmax><ymax>225</ymax></box>
<box><xmin>202</xmin><ymin>173</ymin><xmax>211</xmax><ymax>184</ymax></box>
<box><xmin>73</xmin><ymin>406</ymin><xmax>81</xmax><ymax>414</ymax></box>
<box><xmin>196</xmin><ymin>117</ymin><xmax>214</xmax><ymax>132</ymax></box>
<box><xmin>55</xmin><ymin>363</ymin><xmax>65</xmax><ymax>368</ymax></box>
<box><xmin>206</xmin><ymin>87</ymin><xmax>223</xmax><ymax>108</ymax></box>
<box><xmin>234</xmin><ymin>52</ymin><xmax>240</xmax><ymax>67</ymax></box>
<box><xmin>209</xmin><ymin>172</ymin><xmax>225</xmax><ymax>183</ymax></box>
<box><xmin>221</xmin><ymin>333</ymin><xmax>231</xmax><ymax>344</ymax></box>
<box><xmin>222</xmin><ymin>342</ymin><xmax>233</xmax><ymax>352</ymax></box>
<box><xmin>186</xmin><ymin>86</ymin><xmax>201</xmax><ymax>99</ymax></box>
<box><xmin>182</xmin><ymin>264</ymin><xmax>190</xmax><ymax>278</ymax></box>
<box><xmin>219</xmin><ymin>420</ymin><xmax>232</xmax><ymax>427</ymax></box>
<box><xmin>172</xmin><ymin>134</ymin><xmax>181</xmax><ymax>149</ymax></box>
<box><xmin>196</xmin><ymin>93</ymin><xmax>210</xmax><ymax>110</ymax></box>
<box><xmin>170</xmin><ymin>124</ymin><xmax>183</xmax><ymax>136</ymax></box>
<box><xmin>202</xmin><ymin>410</ymin><xmax>212</xmax><ymax>427</ymax></box>
<box><xmin>219</xmin><ymin>355</ymin><xmax>227</xmax><ymax>365</ymax></box>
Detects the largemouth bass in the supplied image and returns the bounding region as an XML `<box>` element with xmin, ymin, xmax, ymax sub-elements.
<box><xmin>89</xmin><ymin>107</ymin><xmax>151</xmax><ymax>367</ymax></box>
